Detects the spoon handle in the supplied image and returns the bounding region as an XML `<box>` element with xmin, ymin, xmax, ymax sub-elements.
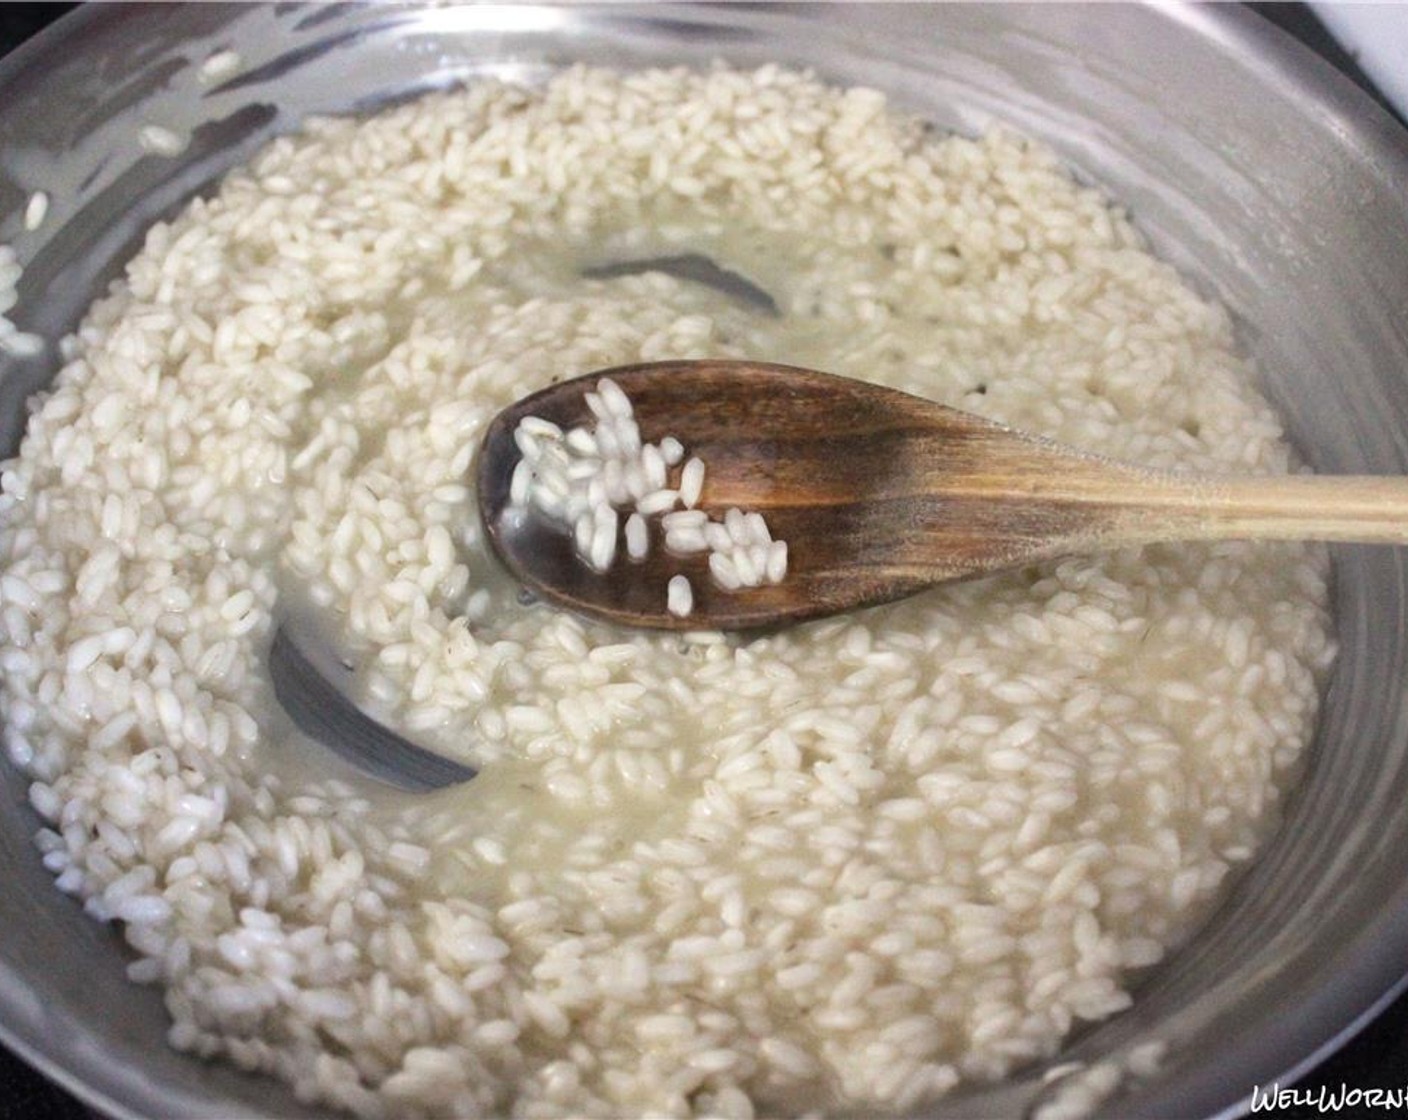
<box><xmin>1103</xmin><ymin>471</ymin><xmax>1408</xmax><ymax>546</ymax></box>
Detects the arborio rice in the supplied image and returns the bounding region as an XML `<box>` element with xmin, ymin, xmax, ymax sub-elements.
<box><xmin>0</xmin><ymin>64</ymin><xmax>1335</xmax><ymax>1118</ymax></box>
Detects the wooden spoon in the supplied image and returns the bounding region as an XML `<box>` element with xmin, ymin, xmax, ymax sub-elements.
<box><xmin>478</xmin><ymin>359</ymin><xmax>1408</xmax><ymax>631</ymax></box>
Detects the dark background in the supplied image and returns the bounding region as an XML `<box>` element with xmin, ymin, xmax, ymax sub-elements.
<box><xmin>0</xmin><ymin>3</ymin><xmax>1404</xmax><ymax>1119</ymax></box>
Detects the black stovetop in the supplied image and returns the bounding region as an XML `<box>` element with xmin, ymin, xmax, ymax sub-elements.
<box><xmin>0</xmin><ymin>3</ymin><xmax>1405</xmax><ymax>1118</ymax></box>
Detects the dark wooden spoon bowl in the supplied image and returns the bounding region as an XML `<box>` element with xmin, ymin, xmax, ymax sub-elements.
<box><xmin>479</xmin><ymin>359</ymin><xmax>1408</xmax><ymax>630</ymax></box>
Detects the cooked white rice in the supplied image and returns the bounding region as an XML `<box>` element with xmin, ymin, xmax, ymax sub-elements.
<box><xmin>0</xmin><ymin>64</ymin><xmax>1335</xmax><ymax>1119</ymax></box>
<box><xmin>138</xmin><ymin>122</ymin><xmax>188</xmax><ymax>158</ymax></box>
<box><xmin>510</xmin><ymin>377</ymin><xmax>787</xmax><ymax>592</ymax></box>
<box><xmin>0</xmin><ymin>243</ymin><xmax>42</xmax><ymax>358</ymax></box>
<box><xmin>199</xmin><ymin>48</ymin><xmax>243</xmax><ymax>86</ymax></box>
<box><xmin>23</xmin><ymin>191</ymin><xmax>49</xmax><ymax>233</ymax></box>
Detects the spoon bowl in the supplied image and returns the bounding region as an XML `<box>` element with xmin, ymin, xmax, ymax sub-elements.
<box><xmin>480</xmin><ymin>360</ymin><xmax>1408</xmax><ymax>631</ymax></box>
